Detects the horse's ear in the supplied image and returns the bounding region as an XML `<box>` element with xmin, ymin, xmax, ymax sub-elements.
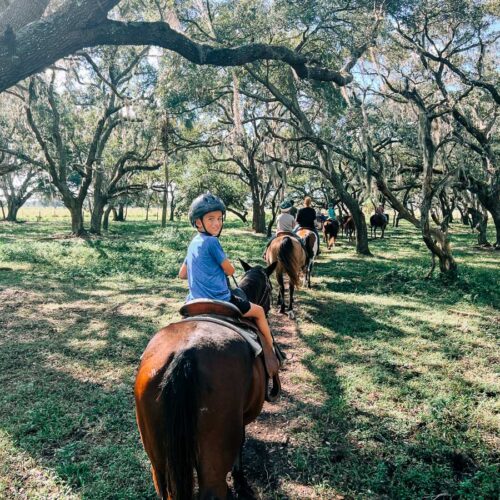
<box><xmin>239</xmin><ymin>258</ymin><xmax>252</xmax><ymax>272</ymax></box>
<box><xmin>265</xmin><ymin>261</ymin><xmax>278</xmax><ymax>276</ymax></box>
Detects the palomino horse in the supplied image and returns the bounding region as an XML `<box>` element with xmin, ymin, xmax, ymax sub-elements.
<box><xmin>264</xmin><ymin>234</ymin><xmax>307</xmax><ymax>314</ymax></box>
<box><xmin>323</xmin><ymin>219</ymin><xmax>340</xmax><ymax>250</ymax></box>
<box><xmin>296</xmin><ymin>227</ymin><xmax>319</xmax><ymax>288</ymax></box>
<box><xmin>134</xmin><ymin>260</ymin><xmax>277</xmax><ymax>500</ymax></box>
<box><xmin>370</xmin><ymin>213</ymin><xmax>389</xmax><ymax>239</ymax></box>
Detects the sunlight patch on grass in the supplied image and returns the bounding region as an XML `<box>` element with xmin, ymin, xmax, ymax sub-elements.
<box><xmin>0</xmin><ymin>430</ymin><xmax>79</xmax><ymax>500</ymax></box>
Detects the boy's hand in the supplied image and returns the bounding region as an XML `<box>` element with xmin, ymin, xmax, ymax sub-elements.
<box><xmin>178</xmin><ymin>262</ymin><xmax>188</xmax><ymax>279</ymax></box>
<box><xmin>221</xmin><ymin>259</ymin><xmax>235</xmax><ymax>276</ymax></box>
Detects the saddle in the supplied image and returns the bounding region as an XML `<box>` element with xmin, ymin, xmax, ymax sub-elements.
<box><xmin>180</xmin><ymin>298</ymin><xmax>241</xmax><ymax>318</ymax></box>
<box><xmin>179</xmin><ymin>299</ymin><xmax>282</xmax><ymax>402</ymax></box>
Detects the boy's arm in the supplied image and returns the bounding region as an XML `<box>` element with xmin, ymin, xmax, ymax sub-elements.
<box><xmin>178</xmin><ymin>262</ymin><xmax>188</xmax><ymax>279</ymax></box>
<box><xmin>221</xmin><ymin>259</ymin><xmax>235</xmax><ymax>276</ymax></box>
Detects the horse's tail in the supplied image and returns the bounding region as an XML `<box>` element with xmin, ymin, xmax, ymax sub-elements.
<box><xmin>160</xmin><ymin>349</ymin><xmax>199</xmax><ymax>500</ymax></box>
<box><xmin>278</xmin><ymin>236</ymin><xmax>301</xmax><ymax>287</ymax></box>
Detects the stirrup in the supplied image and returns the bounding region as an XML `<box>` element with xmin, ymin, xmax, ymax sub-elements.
<box><xmin>265</xmin><ymin>374</ymin><xmax>281</xmax><ymax>403</ymax></box>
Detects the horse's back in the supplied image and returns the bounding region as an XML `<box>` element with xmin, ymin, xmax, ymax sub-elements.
<box><xmin>135</xmin><ymin>321</ymin><xmax>263</xmax><ymax>498</ymax></box>
<box><xmin>324</xmin><ymin>219</ymin><xmax>339</xmax><ymax>237</ymax></box>
<box><xmin>371</xmin><ymin>213</ymin><xmax>388</xmax><ymax>227</ymax></box>
<box><xmin>136</xmin><ymin>321</ymin><xmax>255</xmax><ymax>404</ymax></box>
<box><xmin>267</xmin><ymin>234</ymin><xmax>304</xmax><ymax>262</ymax></box>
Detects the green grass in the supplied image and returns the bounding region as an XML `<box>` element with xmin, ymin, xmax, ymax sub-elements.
<box><xmin>0</xmin><ymin>212</ymin><xmax>498</xmax><ymax>499</ymax></box>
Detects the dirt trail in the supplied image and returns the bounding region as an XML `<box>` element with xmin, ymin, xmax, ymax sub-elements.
<box><xmin>238</xmin><ymin>312</ymin><xmax>332</xmax><ymax>500</ymax></box>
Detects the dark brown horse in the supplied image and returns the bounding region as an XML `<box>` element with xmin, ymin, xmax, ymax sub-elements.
<box><xmin>134</xmin><ymin>260</ymin><xmax>277</xmax><ymax>499</ymax></box>
<box><xmin>341</xmin><ymin>215</ymin><xmax>356</xmax><ymax>241</ymax></box>
<box><xmin>264</xmin><ymin>234</ymin><xmax>307</xmax><ymax>314</ymax></box>
<box><xmin>370</xmin><ymin>213</ymin><xmax>389</xmax><ymax>238</ymax></box>
<box><xmin>323</xmin><ymin>219</ymin><xmax>340</xmax><ymax>250</ymax></box>
<box><xmin>296</xmin><ymin>227</ymin><xmax>318</xmax><ymax>288</ymax></box>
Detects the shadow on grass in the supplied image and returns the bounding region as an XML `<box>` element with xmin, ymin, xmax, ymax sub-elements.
<box><xmin>0</xmin><ymin>219</ymin><xmax>498</xmax><ymax>499</ymax></box>
<box><xmin>0</xmin><ymin>274</ymin><xmax>177</xmax><ymax>498</ymax></box>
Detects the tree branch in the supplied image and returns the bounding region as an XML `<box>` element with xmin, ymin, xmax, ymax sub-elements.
<box><xmin>0</xmin><ymin>7</ymin><xmax>355</xmax><ymax>93</ymax></box>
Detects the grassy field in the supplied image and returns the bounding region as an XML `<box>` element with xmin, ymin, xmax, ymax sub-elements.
<box><xmin>0</xmin><ymin>208</ymin><xmax>498</xmax><ymax>499</ymax></box>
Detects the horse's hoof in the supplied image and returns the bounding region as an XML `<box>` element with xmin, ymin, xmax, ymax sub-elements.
<box><xmin>232</xmin><ymin>472</ymin><xmax>256</xmax><ymax>499</ymax></box>
<box><xmin>287</xmin><ymin>311</ymin><xmax>295</xmax><ymax>320</ymax></box>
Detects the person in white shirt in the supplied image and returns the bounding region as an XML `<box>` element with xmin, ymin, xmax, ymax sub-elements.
<box><xmin>276</xmin><ymin>200</ymin><xmax>296</xmax><ymax>233</ymax></box>
<box><xmin>263</xmin><ymin>200</ymin><xmax>304</xmax><ymax>257</ymax></box>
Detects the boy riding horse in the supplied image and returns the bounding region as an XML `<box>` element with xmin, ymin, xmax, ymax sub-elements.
<box><xmin>179</xmin><ymin>193</ymin><xmax>280</xmax><ymax>377</ymax></box>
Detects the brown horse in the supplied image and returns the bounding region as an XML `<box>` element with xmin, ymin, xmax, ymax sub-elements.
<box><xmin>323</xmin><ymin>219</ymin><xmax>340</xmax><ymax>250</ymax></box>
<box><xmin>296</xmin><ymin>228</ymin><xmax>319</xmax><ymax>288</ymax></box>
<box><xmin>134</xmin><ymin>260</ymin><xmax>277</xmax><ymax>499</ymax></box>
<box><xmin>264</xmin><ymin>234</ymin><xmax>307</xmax><ymax>313</ymax></box>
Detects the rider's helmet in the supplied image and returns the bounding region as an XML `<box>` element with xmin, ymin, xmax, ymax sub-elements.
<box><xmin>188</xmin><ymin>192</ymin><xmax>226</xmax><ymax>227</ymax></box>
<box><xmin>328</xmin><ymin>202</ymin><xmax>334</xmax><ymax>208</ymax></box>
<box><xmin>280</xmin><ymin>200</ymin><xmax>293</xmax><ymax>212</ymax></box>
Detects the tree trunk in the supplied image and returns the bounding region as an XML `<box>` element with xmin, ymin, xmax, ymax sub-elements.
<box><xmin>431</xmin><ymin>210</ymin><xmax>441</xmax><ymax>226</ymax></box>
<box><xmin>6</xmin><ymin>197</ymin><xmax>20</xmax><ymax>221</ymax></box>
<box><xmin>103</xmin><ymin>205</ymin><xmax>113</xmax><ymax>230</ymax></box>
<box><xmin>145</xmin><ymin>193</ymin><xmax>152</xmax><ymax>221</ymax></box>
<box><xmin>322</xmin><ymin>148</ymin><xmax>371</xmax><ymax>255</ymax></box>
<box><xmin>476</xmin><ymin>213</ymin><xmax>489</xmax><ymax>246</ymax></box>
<box><xmin>476</xmin><ymin>189</ymin><xmax>500</xmax><ymax>247</ymax></box>
<box><xmin>0</xmin><ymin>199</ymin><xmax>5</xmax><ymax>220</ymax></box>
<box><xmin>90</xmin><ymin>171</ymin><xmax>106</xmax><ymax>234</ymax></box>
<box><xmin>69</xmin><ymin>204</ymin><xmax>85</xmax><ymax>236</ymax></box>
<box><xmin>252</xmin><ymin>199</ymin><xmax>266</xmax><ymax>233</ymax></box>
<box><xmin>161</xmin><ymin>159</ymin><xmax>168</xmax><ymax>228</ymax></box>
<box><xmin>492</xmin><ymin>210</ymin><xmax>500</xmax><ymax>248</ymax></box>
<box><xmin>116</xmin><ymin>203</ymin><xmax>125</xmax><ymax>221</ymax></box>
<box><xmin>90</xmin><ymin>197</ymin><xmax>106</xmax><ymax>234</ymax></box>
<box><xmin>418</xmin><ymin>110</ymin><xmax>457</xmax><ymax>278</ymax></box>
<box><xmin>169</xmin><ymin>185</ymin><xmax>175</xmax><ymax>222</ymax></box>
<box><xmin>373</xmin><ymin>172</ymin><xmax>420</xmax><ymax>228</ymax></box>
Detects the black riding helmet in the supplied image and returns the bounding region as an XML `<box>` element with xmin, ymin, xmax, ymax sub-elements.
<box><xmin>188</xmin><ymin>192</ymin><xmax>226</xmax><ymax>233</ymax></box>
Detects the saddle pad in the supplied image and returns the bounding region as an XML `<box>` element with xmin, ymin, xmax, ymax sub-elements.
<box><xmin>178</xmin><ymin>315</ymin><xmax>262</xmax><ymax>357</ymax></box>
<box><xmin>180</xmin><ymin>299</ymin><xmax>241</xmax><ymax>318</ymax></box>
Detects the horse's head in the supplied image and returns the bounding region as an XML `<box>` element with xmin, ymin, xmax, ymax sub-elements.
<box><xmin>238</xmin><ymin>259</ymin><xmax>277</xmax><ymax>314</ymax></box>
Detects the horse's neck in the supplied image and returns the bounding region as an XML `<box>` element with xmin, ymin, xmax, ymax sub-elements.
<box><xmin>240</xmin><ymin>280</ymin><xmax>264</xmax><ymax>305</ymax></box>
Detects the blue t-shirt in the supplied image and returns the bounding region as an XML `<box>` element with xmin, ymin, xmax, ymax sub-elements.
<box><xmin>184</xmin><ymin>232</ymin><xmax>231</xmax><ymax>302</ymax></box>
<box><xmin>328</xmin><ymin>207</ymin><xmax>336</xmax><ymax>220</ymax></box>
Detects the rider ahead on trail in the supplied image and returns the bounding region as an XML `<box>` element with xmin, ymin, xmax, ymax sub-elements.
<box><xmin>295</xmin><ymin>196</ymin><xmax>320</xmax><ymax>255</ymax></box>
<box><xmin>276</xmin><ymin>200</ymin><xmax>296</xmax><ymax>233</ymax></box>
<box><xmin>178</xmin><ymin>192</ymin><xmax>279</xmax><ymax>377</ymax></box>
<box><xmin>262</xmin><ymin>199</ymin><xmax>304</xmax><ymax>257</ymax></box>
<box><xmin>295</xmin><ymin>196</ymin><xmax>317</xmax><ymax>230</ymax></box>
<box><xmin>327</xmin><ymin>202</ymin><xmax>337</xmax><ymax>221</ymax></box>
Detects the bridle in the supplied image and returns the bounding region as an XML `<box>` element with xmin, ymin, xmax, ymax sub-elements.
<box><xmin>256</xmin><ymin>269</ymin><xmax>273</xmax><ymax>312</ymax></box>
